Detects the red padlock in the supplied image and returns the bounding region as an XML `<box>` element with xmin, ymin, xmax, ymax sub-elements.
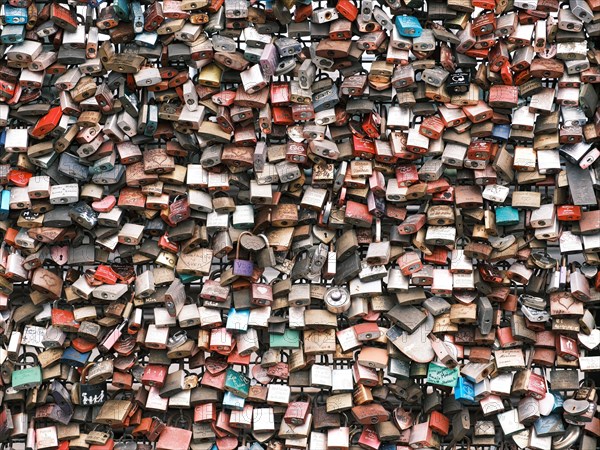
<box><xmin>94</xmin><ymin>265</ymin><xmax>118</xmax><ymax>285</ymax></box>
<box><xmin>168</xmin><ymin>195</ymin><xmax>191</xmax><ymax>225</ymax></box>
<box><xmin>336</xmin><ymin>0</ymin><xmax>358</xmax><ymax>21</ymax></box>
<box><xmin>497</xmin><ymin>322</ymin><xmax>518</xmax><ymax>348</ymax></box>
<box><xmin>396</xmin><ymin>164</ymin><xmax>419</xmax><ymax>187</ymax></box>
<box><xmin>284</xmin><ymin>394</ymin><xmax>312</xmax><ymax>425</ymax></box>
<box><xmin>419</xmin><ymin>115</ymin><xmax>445</xmax><ymax>140</ymax></box>
<box><xmin>251</xmin><ymin>282</ymin><xmax>273</xmax><ymax>306</ymax></box>
<box><xmin>212</xmin><ymin>90</ymin><xmax>236</xmax><ymax>106</ymax></box>
<box><xmin>0</xmin><ymin>80</ymin><xmax>16</xmax><ymax>100</ymax></box>
<box><xmin>353</xmin><ymin>322</ymin><xmax>381</xmax><ymax>341</ymax></box>
<box><xmin>358</xmin><ymin>426</ymin><xmax>381</xmax><ymax>450</ymax></box>
<box><xmin>472</xmin><ymin>0</ymin><xmax>495</xmax><ymax>8</ymax></box>
<box><xmin>291</xmin><ymin>104</ymin><xmax>314</xmax><ymax>122</ymax></box>
<box><xmin>397</xmin><ymin>214</ymin><xmax>426</xmax><ymax>235</ymax></box>
<box><xmin>556</xmin><ymin>334</ymin><xmax>579</xmax><ymax>361</ymax></box>
<box><xmin>227</xmin><ymin>345</ymin><xmax>251</xmax><ymax>366</ymax></box>
<box><xmin>345</xmin><ymin>200</ymin><xmax>373</xmax><ymax>227</ymax></box>
<box><xmin>51</xmin><ymin>301</ymin><xmax>79</xmax><ymax>332</ymax></box>
<box><xmin>8</xmin><ymin>170</ymin><xmax>33</xmax><ymax>187</ymax></box>
<box><xmin>286</xmin><ymin>142</ymin><xmax>308</xmax><ymax>164</ymax></box>
<box><xmin>141</xmin><ymin>364</ymin><xmax>169</xmax><ymax>387</ymax></box>
<box><xmin>158</xmin><ymin>233</ymin><xmax>179</xmax><ymax>253</ymax></box>
<box><xmin>557</xmin><ymin>205</ymin><xmax>582</xmax><ymax>221</ymax></box>
<box><xmin>270</xmin><ymin>83</ymin><xmax>290</xmax><ymax>105</ymax></box>
<box><xmin>200</xmin><ymin>370</ymin><xmax>227</xmax><ymax>391</ymax></box>
<box><xmin>428</xmin><ymin>411</ymin><xmax>450</xmax><ymax>436</ymax></box>
<box><xmin>526</xmin><ymin>371</ymin><xmax>547</xmax><ymax>400</ymax></box>
<box><xmin>467</xmin><ymin>141</ymin><xmax>493</xmax><ymax>161</ymax></box>
<box><xmin>272</xmin><ymin>107</ymin><xmax>294</xmax><ymax>125</ymax></box>
<box><xmin>352</xmin><ymin>135</ymin><xmax>376</xmax><ymax>159</ymax></box>
<box><xmin>194</xmin><ymin>403</ymin><xmax>217</xmax><ymax>423</ymax></box>
<box><xmin>294</xmin><ymin>3</ymin><xmax>313</xmax><ymax>21</ymax></box>
<box><xmin>398</xmin><ymin>251</ymin><xmax>424</xmax><ymax>276</ymax></box>
<box><xmin>361</xmin><ymin>112</ymin><xmax>381</xmax><ymax>139</ymax></box>
<box><xmin>427</xmin><ymin>178</ymin><xmax>451</xmax><ymax>194</ymax></box>
<box><xmin>423</xmin><ymin>247</ymin><xmax>449</xmax><ymax>266</ymax></box>
<box><xmin>500</xmin><ymin>60</ymin><xmax>514</xmax><ymax>85</ymax></box>
<box><xmin>91</xmin><ymin>195</ymin><xmax>117</xmax><ymax>213</ymax></box>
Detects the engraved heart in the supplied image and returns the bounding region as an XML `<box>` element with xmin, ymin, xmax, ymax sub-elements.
<box><xmin>256</xmin><ymin>286</ymin><xmax>268</xmax><ymax>294</ymax></box>
<box><xmin>556</xmin><ymin>293</ymin><xmax>576</xmax><ymax>311</ymax></box>
<box><xmin>578</xmin><ymin>328</ymin><xmax>600</xmax><ymax>351</ymax></box>
<box><xmin>50</xmin><ymin>246</ymin><xmax>69</xmax><ymax>266</ymax></box>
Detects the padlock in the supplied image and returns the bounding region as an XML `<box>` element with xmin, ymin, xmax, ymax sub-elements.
<box><xmin>0</xmin><ymin>0</ymin><xmax>597</xmax><ymax>446</ymax></box>
<box><xmin>12</xmin><ymin>352</ymin><xmax>42</xmax><ymax>391</ymax></box>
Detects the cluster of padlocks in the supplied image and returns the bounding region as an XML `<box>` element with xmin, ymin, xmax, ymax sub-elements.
<box><xmin>0</xmin><ymin>0</ymin><xmax>598</xmax><ymax>449</ymax></box>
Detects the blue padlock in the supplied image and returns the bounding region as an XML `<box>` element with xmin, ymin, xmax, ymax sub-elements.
<box><xmin>0</xmin><ymin>190</ymin><xmax>10</xmax><ymax>221</ymax></box>
<box><xmin>395</xmin><ymin>15</ymin><xmax>423</xmax><ymax>37</ymax></box>
<box><xmin>495</xmin><ymin>206</ymin><xmax>520</xmax><ymax>226</ymax></box>
<box><xmin>313</xmin><ymin>84</ymin><xmax>340</xmax><ymax>113</ymax></box>
<box><xmin>0</xmin><ymin>129</ymin><xmax>7</xmax><ymax>149</ymax></box>
<box><xmin>89</xmin><ymin>159</ymin><xmax>114</xmax><ymax>175</ymax></box>
<box><xmin>492</xmin><ymin>124</ymin><xmax>511</xmax><ymax>142</ymax></box>
<box><xmin>551</xmin><ymin>391</ymin><xmax>564</xmax><ymax>412</ymax></box>
<box><xmin>454</xmin><ymin>376</ymin><xmax>475</xmax><ymax>404</ymax></box>
<box><xmin>130</xmin><ymin>2</ymin><xmax>144</xmax><ymax>33</ymax></box>
<box><xmin>113</xmin><ymin>0</ymin><xmax>130</xmax><ymax>20</ymax></box>
<box><xmin>4</xmin><ymin>6</ymin><xmax>27</xmax><ymax>24</ymax></box>
<box><xmin>380</xmin><ymin>444</ymin><xmax>397</xmax><ymax>450</ymax></box>
<box><xmin>59</xmin><ymin>346</ymin><xmax>91</xmax><ymax>368</ymax></box>
<box><xmin>244</xmin><ymin>48</ymin><xmax>262</xmax><ymax>64</ymax></box>
<box><xmin>223</xmin><ymin>391</ymin><xmax>246</xmax><ymax>410</ymax></box>
<box><xmin>226</xmin><ymin>308</ymin><xmax>250</xmax><ymax>333</ymax></box>
<box><xmin>1</xmin><ymin>24</ymin><xmax>24</xmax><ymax>44</ymax></box>
<box><xmin>533</xmin><ymin>413</ymin><xmax>564</xmax><ymax>436</ymax></box>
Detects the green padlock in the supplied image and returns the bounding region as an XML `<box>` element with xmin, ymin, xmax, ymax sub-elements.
<box><xmin>12</xmin><ymin>352</ymin><xmax>42</xmax><ymax>391</ymax></box>
<box><xmin>269</xmin><ymin>328</ymin><xmax>300</xmax><ymax>349</ymax></box>
<box><xmin>224</xmin><ymin>368</ymin><xmax>250</xmax><ymax>398</ymax></box>
<box><xmin>426</xmin><ymin>362</ymin><xmax>459</xmax><ymax>388</ymax></box>
<box><xmin>178</xmin><ymin>273</ymin><xmax>201</xmax><ymax>284</ymax></box>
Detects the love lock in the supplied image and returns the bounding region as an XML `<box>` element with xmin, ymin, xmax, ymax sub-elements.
<box><xmin>1</xmin><ymin>0</ymin><xmax>600</xmax><ymax>448</ymax></box>
<box><xmin>166</xmin><ymin>330</ymin><xmax>188</xmax><ymax>350</ymax></box>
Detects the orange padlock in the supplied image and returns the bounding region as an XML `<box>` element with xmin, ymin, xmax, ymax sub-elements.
<box><xmin>51</xmin><ymin>301</ymin><xmax>79</xmax><ymax>332</ymax></box>
<box><xmin>94</xmin><ymin>265</ymin><xmax>118</xmax><ymax>285</ymax></box>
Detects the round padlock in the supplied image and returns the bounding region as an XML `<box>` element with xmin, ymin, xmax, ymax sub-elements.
<box><xmin>324</xmin><ymin>286</ymin><xmax>351</xmax><ymax>314</ymax></box>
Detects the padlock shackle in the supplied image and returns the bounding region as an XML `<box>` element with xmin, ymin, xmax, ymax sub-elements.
<box><xmin>80</xmin><ymin>362</ymin><xmax>94</xmax><ymax>384</ymax></box>
<box><xmin>236</xmin><ymin>231</ymin><xmax>253</xmax><ymax>260</ymax></box>
<box><xmin>15</xmin><ymin>351</ymin><xmax>39</xmax><ymax>367</ymax></box>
